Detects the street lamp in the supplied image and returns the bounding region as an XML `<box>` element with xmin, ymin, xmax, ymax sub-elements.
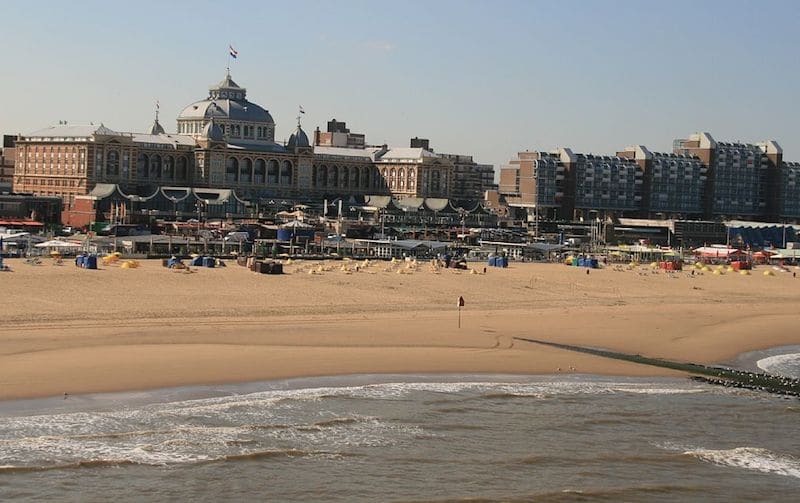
<box><xmin>195</xmin><ymin>200</ymin><xmax>204</xmax><ymax>234</ymax></box>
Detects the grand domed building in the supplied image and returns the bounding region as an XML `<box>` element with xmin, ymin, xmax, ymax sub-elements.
<box><xmin>177</xmin><ymin>74</ymin><xmax>278</xmax><ymax>148</ymax></box>
<box><xmin>12</xmin><ymin>72</ymin><xmax>468</xmax><ymax>226</ymax></box>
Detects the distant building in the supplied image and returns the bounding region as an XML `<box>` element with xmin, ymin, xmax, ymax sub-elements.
<box><xmin>616</xmin><ymin>145</ymin><xmax>706</xmax><ymax>219</ymax></box>
<box><xmin>409</xmin><ymin>137</ymin><xmax>430</xmax><ymax>150</ymax></box>
<box><xmin>374</xmin><ymin>147</ymin><xmax>453</xmax><ymax>198</ymax></box>
<box><xmin>11</xmin><ymin>72</ymin><xmax>491</xmax><ymax>225</ymax></box>
<box><xmin>313</xmin><ymin>119</ymin><xmax>366</xmax><ymax>149</ymax></box>
<box><xmin>497</xmin><ymin>132</ymin><xmax>800</xmax><ymax>223</ymax></box>
<box><xmin>0</xmin><ymin>135</ymin><xmax>15</xmax><ymax>192</ymax></box>
<box><xmin>407</xmin><ymin>138</ymin><xmax>495</xmax><ymax>201</ymax></box>
<box><xmin>673</xmin><ymin>133</ymin><xmax>783</xmax><ymax>220</ymax></box>
<box><xmin>0</xmin><ymin>193</ymin><xmax>62</xmax><ymax>224</ymax></box>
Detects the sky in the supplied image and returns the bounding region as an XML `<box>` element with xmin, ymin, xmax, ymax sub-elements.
<box><xmin>2</xmin><ymin>0</ymin><xmax>800</xmax><ymax>170</ymax></box>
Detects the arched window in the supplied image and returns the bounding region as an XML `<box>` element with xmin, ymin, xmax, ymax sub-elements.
<box><xmin>177</xmin><ymin>157</ymin><xmax>188</xmax><ymax>180</ymax></box>
<box><xmin>319</xmin><ymin>165</ymin><xmax>328</xmax><ymax>187</ymax></box>
<box><xmin>150</xmin><ymin>154</ymin><xmax>162</xmax><ymax>179</ymax></box>
<box><xmin>106</xmin><ymin>150</ymin><xmax>119</xmax><ymax>177</ymax></box>
<box><xmin>164</xmin><ymin>156</ymin><xmax>175</xmax><ymax>180</ymax></box>
<box><xmin>398</xmin><ymin>168</ymin><xmax>405</xmax><ymax>189</ymax></box>
<box><xmin>362</xmin><ymin>167</ymin><xmax>370</xmax><ymax>188</ymax></box>
<box><xmin>342</xmin><ymin>167</ymin><xmax>350</xmax><ymax>188</ymax></box>
<box><xmin>267</xmin><ymin>159</ymin><xmax>279</xmax><ymax>184</ymax></box>
<box><xmin>389</xmin><ymin>168</ymin><xmax>396</xmax><ymax>189</ymax></box>
<box><xmin>137</xmin><ymin>153</ymin><xmax>149</xmax><ymax>179</ymax></box>
<box><xmin>280</xmin><ymin>160</ymin><xmax>292</xmax><ymax>185</ymax></box>
<box><xmin>331</xmin><ymin>166</ymin><xmax>339</xmax><ymax>188</ymax></box>
<box><xmin>226</xmin><ymin>157</ymin><xmax>239</xmax><ymax>183</ymax></box>
<box><xmin>431</xmin><ymin>169</ymin><xmax>441</xmax><ymax>193</ymax></box>
<box><xmin>240</xmin><ymin>158</ymin><xmax>252</xmax><ymax>183</ymax></box>
<box><xmin>254</xmin><ymin>159</ymin><xmax>266</xmax><ymax>184</ymax></box>
<box><xmin>351</xmin><ymin>167</ymin><xmax>359</xmax><ymax>189</ymax></box>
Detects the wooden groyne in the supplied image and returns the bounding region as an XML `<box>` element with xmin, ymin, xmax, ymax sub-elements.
<box><xmin>513</xmin><ymin>337</ymin><xmax>800</xmax><ymax>398</ymax></box>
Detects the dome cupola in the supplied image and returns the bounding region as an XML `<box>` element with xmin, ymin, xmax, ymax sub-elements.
<box><xmin>288</xmin><ymin>124</ymin><xmax>310</xmax><ymax>148</ymax></box>
<box><xmin>176</xmin><ymin>72</ymin><xmax>275</xmax><ymax>143</ymax></box>
<box><xmin>201</xmin><ymin>118</ymin><xmax>224</xmax><ymax>142</ymax></box>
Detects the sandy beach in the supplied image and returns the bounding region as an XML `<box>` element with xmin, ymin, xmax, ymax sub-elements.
<box><xmin>1</xmin><ymin>257</ymin><xmax>799</xmax><ymax>400</ymax></box>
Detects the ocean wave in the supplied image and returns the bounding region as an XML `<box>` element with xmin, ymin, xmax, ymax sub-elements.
<box><xmin>0</xmin><ymin>459</ymin><xmax>141</xmax><ymax>473</ymax></box>
<box><xmin>669</xmin><ymin>444</ymin><xmax>800</xmax><ymax>479</ymax></box>
<box><xmin>312</xmin><ymin>417</ymin><xmax>365</xmax><ymax>428</ymax></box>
<box><xmin>0</xmin><ymin>448</ymin><xmax>356</xmax><ymax>473</ymax></box>
<box><xmin>0</xmin><ymin>380</ymin><xmax>705</xmax><ymax>440</ymax></box>
<box><xmin>757</xmin><ymin>353</ymin><xmax>800</xmax><ymax>379</ymax></box>
<box><xmin>0</xmin><ymin>414</ymin><xmax>418</xmax><ymax>469</ymax></box>
<box><xmin>216</xmin><ymin>448</ymin><xmax>356</xmax><ymax>463</ymax></box>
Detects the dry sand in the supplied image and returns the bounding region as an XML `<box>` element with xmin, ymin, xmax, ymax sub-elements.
<box><xmin>1</xmin><ymin>257</ymin><xmax>799</xmax><ymax>400</ymax></box>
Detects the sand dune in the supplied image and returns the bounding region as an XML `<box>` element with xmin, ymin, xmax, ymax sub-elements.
<box><xmin>1</xmin><ymin>258</ymin><xmax>799</xmax><ymax>400</ymax></box>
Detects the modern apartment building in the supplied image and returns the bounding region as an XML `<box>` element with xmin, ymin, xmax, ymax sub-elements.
<box><xmin>617</xmin><ymin>145</ymin><xmax>706</xmax><ymax>218</ymax></box>
<box><xmin>498</xmin><ymin>132</ymin><xmax>800</xmax><ymax>223</ymax></box>
<box><xmin>780</xmin><ymin>162</ymin><xmax>800</xmax><ymax>218</ymax></box>
<box><xmin>498</xmin><ymin>148</ymin><xmax>641</xmax><ymax>221</ymax></box>
<box><xmin>672</xmin><ymin>133</ymin><xmax>783</xmax><ymax>220</ymax></box>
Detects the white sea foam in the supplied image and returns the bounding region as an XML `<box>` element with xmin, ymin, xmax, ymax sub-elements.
<box><xmin>0</xmin><ymin>407</ymin><xmax>420</xmax><ymax>468</ymax></box>
<box><xmin>0</xmin><ymin>379</ymin><xmax>706</xmax><ymax>469</ymax></box>
<box><xmin>757</xmin><ymin>353</ymin><xmax>800</xmax><ymax>379</ymax></box>
<box><xmin>684</xmin><ymin>447</ymin><xmax>800</xmax><ymax>479</ymax></box>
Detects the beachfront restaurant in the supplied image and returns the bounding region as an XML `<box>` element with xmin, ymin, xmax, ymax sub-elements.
<box><xmin>354</xmin><ymin>239</ymin><xmax>450</xmax><ymax>259</ymax></box>
<box><xmin>768</xmin><ymin>248</ymin><xmax>800</xmax><ymax>264</ymax></box>
<box><xmin>606</xmin><ymin>244</ymin><xmax>681</xmax><ymax>263</ymax></box>
<box><xmin>692</xmin><ymin>246</ymin><xmax>747</xmax><ymax>263</ymax></box>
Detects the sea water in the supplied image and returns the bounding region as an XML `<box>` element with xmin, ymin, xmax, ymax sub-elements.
<box><xmin>758</xmin><ymin>350</ymin><xmax>800</xmax><ymax>379</ymax></box>
<box><xmin>0</xmin><ymin>374</ymin><xmax>798</xmax><ymax>502</ymax></box>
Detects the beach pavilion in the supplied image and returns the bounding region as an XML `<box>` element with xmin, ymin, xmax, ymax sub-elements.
<box><xmin>354</xmin><ymin>238</ymin><xmax>450</xmax><ymax>259</ymax></box>
<box><xmin>692</xmin><ymin>246</ymin><xmax>746</xmax><ymax>262</ymax></box>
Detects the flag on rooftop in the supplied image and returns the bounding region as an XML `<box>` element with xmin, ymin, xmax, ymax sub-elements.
<box><xmin>229</xmin><ymin>45</ymin><xmax>238</xmax><ymax>59</ymax></box>
<box><xmin>299</xmin><ymin>106</ymin><xmax>305</xmax><ymax>114</ymax></box>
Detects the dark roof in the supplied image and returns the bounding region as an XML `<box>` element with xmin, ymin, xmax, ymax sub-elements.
<box><xmin>287</xmin><ymin>125</ymin><xmax>310</xmax><ymax>148</ymax></box>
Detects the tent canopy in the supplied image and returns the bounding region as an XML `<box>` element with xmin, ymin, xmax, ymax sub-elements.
<box><xmin>693</xmin><ymin>246</ymin><xmax>743</xmax><ymax>258</ymax></box>
<box><xmin>34</xmin><ymin>240</ymin><xmax>82</xmax><ymax>248</ymax></box>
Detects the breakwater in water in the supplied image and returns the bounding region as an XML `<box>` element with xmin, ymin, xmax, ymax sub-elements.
<box><xmin>513</xmin><ymin>337</ymin><xmax>800</xmax><ymax>398</ymax></box>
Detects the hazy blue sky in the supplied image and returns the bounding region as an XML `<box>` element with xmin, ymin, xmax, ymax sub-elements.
<box><xmin>2</xmin><ymin>0</ymin><xmax>799</xmax><ymax>168</ymax></box>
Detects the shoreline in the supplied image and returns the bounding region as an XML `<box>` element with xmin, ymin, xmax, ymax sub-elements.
<box><xmin>4</xmin><ymin>342</ymin><xmax>798</xmax><ymax>410</ymax></box>
<box><xmin>2</xmin><ymin>259</ymin><xmax>800</xmax><ymax>402</ymax></box>
<box><xmin>0</xmin><ymin>372</ymin><xmax>699</xmax><ymax>416</ymax></box>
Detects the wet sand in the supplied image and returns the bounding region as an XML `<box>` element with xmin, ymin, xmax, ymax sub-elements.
<box><xmin>1</xmin><ymin>257</ymin><xmax>799</xmax><ymax>400</ymax></box>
